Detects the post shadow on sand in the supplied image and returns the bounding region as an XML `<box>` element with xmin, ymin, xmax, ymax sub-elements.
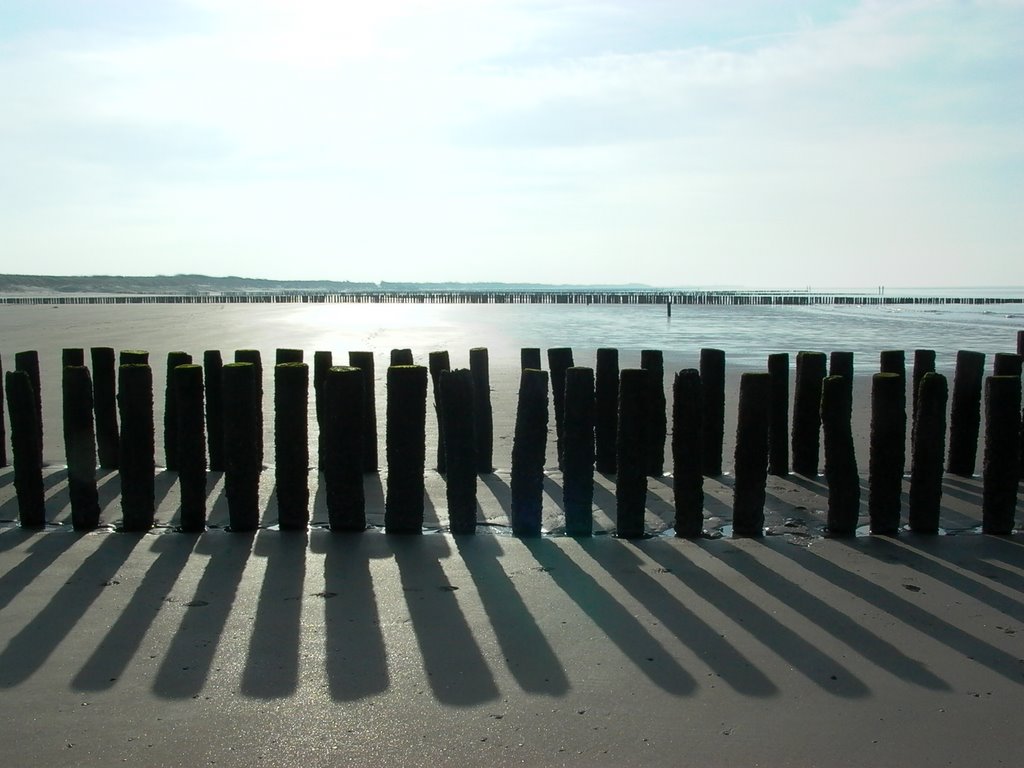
<box><xmin>641</xmin><ymin>539</ymin><xmax>870</xmax><ymax>698</ymax></box>
<box><xmin>240</xmin><ymin>530</ymin><xmax>308</xmax><ymax>699</ymax></box>
<box><xmin>575</xmin><ymin>539</ymin><xmax>777</xmax><ymax>697</ymax></box>
<box><xmin>0</xmin><ymin>528</ymin><xmax>83</xmax><ymax>607</ymax></box>
<box><xmin>522</xmin><ymin>537</ymin><xmax>697</xmax><ymax>696</ymax></box>
<box><xmin>153</xmin><ymin>531</ymin><xmax>255</xmax><ymax>699</ymax></box>
<box><xmin>454</xmin><ymin>534</ymin><xmax>569</xmax><ymax>696</ymax></box>
<box><xmin>391</xmin><ymin>534</ymin><xmax>500</xmax><ymax>706</ymax></box>
<box><xmin>72</xmin><ymin>532</ymin><xmax>200</xmax><ymax>691</ymax></box>
<box><xmin>0</xmin><ymin>531</ymin><xmax>142</xmax><ymax>688</ymax></box>
<box><xmin>772</xmin><ymin>539</ymin><xmax>1024</xmax><ymax>685</ymax></box>
<box><xmin>704</xmin><ymin>541</ymin><xmax>949</xmax><ymax>690</ymax></box>
<box><xmin>309</xmin><ymin>531</ymin><xmax>390</xmax><ymax>701</ymax></box>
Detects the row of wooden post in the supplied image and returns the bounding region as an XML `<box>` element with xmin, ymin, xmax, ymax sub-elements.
<box><xmin>2</xmin><ymin>338</ymin><xmax>1022</xmax><ymax>537</ymax></box>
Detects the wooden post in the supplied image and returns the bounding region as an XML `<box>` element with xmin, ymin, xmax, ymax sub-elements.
<box><xmin>384</xmin><ymin>365</ymin><xmax>428</xmax><ymax>533</ymax></box>
<box><xmin>594</xmin><ymin>348</ymin><xmax>619</xmax><ymax>474</ymax></box>
<box><xmin>947</xmin><ymin>350</ymin><xmax>985</xmax><ymax>476</ymax></box>
<box><xmin>0</xmin><ymin>356</ymin><xmax>6</xmax><ymax>468</ymax></box>
<box><xmin>63</xmin><ymin>365</ymin><xmax>100</xmax><ymax>530</ymax></box>
<box><xmin>62</xmin><ymin>348</ymin><xmax>85</xmax><ymax>367</ymax></box>
<box><xmin>91</xmin><ymin>347</ymin><xmax>119</xmax><ymax>469</ymax></box>
<box><xmin>234</xmin><ymin>350</ymin><xmax>264</xmax><ymax>467</ymax></box>
<box><xmin>428</xmin><ymin>351</ymin><xmax>451</xmax><ymax>473</ymax></box>
<box><xmin>909</xmin><ymin>373</ymin><xmax>947</xmax><ymax>533</ymax></box>
<box><xmin>520</xmin><ymin>348</ymin><xmax>541</xmax><ymax>371</ymax></box>
<box><xmin>348</xmin><ymin>351</ymin><xmax>378</xmax><ymax>473</ymax></box>
<box><xmin>390</xmin><ymin>348</ymin><xmax>414</xmax><ymax>366</ymax></box>
<box><xmin>829</xmin><ymin>351</ymin><xmax>854</xmax><ymax>400</ymax></box>
<box><xmin>163</xmin><ymin>351</ymin><xmax>192</xmax><ymax>471</ymax></box>
<box><xmin>767</xmin><ymin>353</ymin><xmax>789</xmax><ymax>476</ymax></box>
<box><xmin>276</xmin><ymin>348</ymin><xmax>303</xmax><ymax>364</ymax></box>
<box><xmin>869</xmin><ymin>373</ymin><xmax>905</xmax><ymax>534</ymax></box>
<box><xmin>470</xmin><ymin>347</ymin><xmax>494</xmax><ymax>473</ymax></box>
<box><xmin>275</xmin><ymin>362</ymin><xmax>309</xmax><ymax>530</ymax></box>
<box><xmin>440</xmin><ymin>369</ymin><xmax>477</xmax><ymax>534</ymax></box>
<box><xmin>733</xmin><ymin>373</ymin><xmax>771</xmax><ymax>537</ymax></box>
<box><xmin>615</xmin><ymin>369</ymin><xmax>648</xmax><ymax>539</ymax></box>
<box><xmin>223</xmin><ymin>362</ymin><xmax>260</xmax><ymax>531</ymax></box>
<box><xmin>792</xmin><ymin>351</ymin><xmax>827</xmax><ymax>476</ymax></box>
<box><xmin>510</xmin><ymin>368</ymin><xmax>548</xmax><ymax>536</ymax></box>
<box><xmin>982</xmin><ymin>376</ymin><xmax>1021</xmax><ymax>534</ymax></box>
<box><xmin>322</xmin><ymin>366</ymin><xmax>365</xmax><ymax>531</ymax></box>
<box><xmin>563</xmin><ymin>367</ymin><xmax>595</xmax><ymax>536</ymax></box>
<box><xmin>203</xmin><ymin>351</ymin><xmax>224</xmax><ymax>471</ymax></box>
<box><xmin>547</xmin><ymin>347</ymin><xmax>574</xmax><ymax>471</ymax></box>
<box><xmin>1017</xmin><ymin>330</ymin><xmax>1024</xmax><ymax>357</ymax></box>
<box><xmin>821</xmin><ymin>375</ymin><xmax>859</xmax><ymax>536</ymax></box>
<box><xmin>5</xmin><ymin>370</ymin><xmax>45</xmax><ymax>527</ymax></box>
<box><xmin>672</xmin><ymin>369</ymin><xmax>703</xmax><ymax>538</ymax></box>
<box><xmin>119</xmin><ymin>350</ymin><xmax>149</xmax><ymax>365</ymax></box>
<box><xmin>993</xmin><ymin>353</ymin><xmax>1022</xmax><ymax>377</ymax></box>
<box><xmin>313</xmin><ymin>350</ymin><xmax>333</xmax><ymax>470</ymax></box>
<box><xmin>911</xmin><ymin>349</ymin><xmax>936</xmax><ymax>457</ymax></box>
<box><xmin>119</xmin><ymin>363</ymin><xmax>155</xmax><ymax>531</ymax></box>
<box><xmin>641</xmin><ymin>350</ymin><xmax>666</xmax><ymax>476</ymax></box>
<box><xmin>700</xmin><ymin>348</ymin><xmax>726</xmax><ymax>477</ymax></box>
<box><xmin>175</xmin><ymin>364</ymin><xmax>207</xmax><ymax>532</ymax></box>
<box><xmin>14</xmin><ymin>351</ymin><xmax>43</xmax><ymax>463</ymax></box>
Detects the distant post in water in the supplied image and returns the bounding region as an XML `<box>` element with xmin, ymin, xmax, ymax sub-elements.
<box><xmin>384</xmin><ymin>365</ymin><xmax>428</xmax><ymax>533</ymax></box>
<box><xmin>510</xmin><ymin>369</ymin><xmax>549</xmax><ymax>536</ymax></box>
<box><xmin>767</xmin><ymin>353</ymin><xmax>789</xmax><ymax>476</ymax></box>
<box><xmin>63</xmin><ymin>365</ymin><xmax>100</xmax><ymax>530</ymax></box>
<box><xmin>947</xmin><ymin>350</ymin><xmax>986</xmax><ymax>476</ymax></box>
<box><xmin>700</xmin><ymin>348</ymin><xmax>726</xmax><ymax>477</ymax></box>
<box><xmin>322</xmin><ymin>366</ymin><xmax>365</xmax><ymax>531</ymax></box>
<box><xmin>869</xmin><ymin>373</ymin><xmax>905</xmax><ymax>535</ymax></box>
<box><xmin>203</xmin><ymin>350</ymin><xmax>225</xmax><ymax>471</ymax></box>
<box><xmin>5</xmin><ymin>370</ymin><xmax>45</xmax><ymax>527</ymax></box>
<box><xmin>14</xmin><ymin>351</ymin><xmax>43</xmax><ymax>463</ymax></box>
<box><xmin>175</xmin><ymin>364</ymin><xmax>207</xmax><ymax>532</ymax></box>
<box><xmin>640</xmin><ymin>350</ymin><xmax>666</xmax><ymax>476</ymax></box>
<box><xmin>594</xmin><ymin>348</ymin><xmax>619</xmax><ymax>474</ymax></box>
<box><xmin>428</xmin><ymin>351</ymin><xmax>451</xmax><ymax>473</ymax></box>
<box><xmin>234</xmin><ymin>350</ymin><xmax>264</xmax><ymax>467</ymax></box>
<box><xmin>732</xmin><ymin>373</ymin><xmax>771</xmax><ymax>537</ymax></box>
<box><xmin>163</xmin><ymin>351</ymin><xmax>193</xmax><ymax>471</ymax></box>
<box><xmin>223</xmin><ymin>362</ymin><xmax>260</xmax><ymax>531</ymax></box>
<box><xmin>520</xmin><ymin>348</ymin><xmax>542</xmax><ymax>371</ymax></box>
<box><xmin>615</xmin><ymin>369</ymin><xmax>648</xmax><ymax>539</ymax></box>
<box><xmin>440</xmin><ymin>369</ymin><xmax>477</xmax><ymax>534</ymax></box>
<box><xmin>909</xmin><ymin>373</ymin><xmax>947</xmax><ymax>533</ymax></box>
<box><xmin>470</xmin><ymin>347</ymin><xmax>494</xmax><ymax>473</ymax></box>
<box><xmin>792</xmin><ymin>351</ymin><xmax>827</xmax><ymax>476</ymax></box>
<box><xmin>821</xmin><ymin>375</ymin><xmax>859</xmax><ymax>536</ymax></box>
<box><xmin>348</xmin><ymin>351</ymin><xmax>378</xmax><ymax>473</ymax></box>
<box><xmin>672</xmin><ymin>369</ymin><xmax>703</xmax><ymax>538</ymax></box>
<box><xmin>547</xmin><ymin>347</ymin><xmax>574</xmax><ymax>471</ymax></box>
<box><xmin>563</xmin><ymin>367</ymin><xmax>595</xmax><ymax>536</ymax></box>
<box><xmin>119</xmin><ymin>363</ymin><xmax>155</xmax><ymax>532</ymax></box>
<box><xmin>982</xmin><ymin>375</ymin><xmax>1021</xmax><ymax>534</ymax></box>
<box><xmin>275</xmin><ymin>362</ymin><xmax>310</xmax><ymax>530</ymax></box>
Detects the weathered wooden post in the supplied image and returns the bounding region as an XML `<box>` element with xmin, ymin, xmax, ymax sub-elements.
<box><xmin>62</xmin><ymin>348</ymin><xmax>85</xmax><ymax>367</ymax></box>
<box><xmin>234</xmin><ymin>350</ymin><xmax>264</xmax><ymax>467</ymax></box>
<box><xmin>470</xmin><ymin>347</ymin><xmax>494</xmax><ymax>473</ymax></box>
<box><xmin>348</xmin><ymin>351</ymin><xmax>378</xmax><ymax>473</ymax></box>
<box><xmin>672</xmin><ymin>369</ymin><xmax>703</xmax><ymax>538</ymax></box>
<box><xmin>947</xmin><ymin>350</ymin><xmax>986</xmax><ymax>476</ymax></box>
<box><xmin>615</xmin><ymin>369</ymin><xmax>648</xmax><ymax>539</ymax></box>
<box><xmin>63</xmin><ymin>365</ymin><xmax>100</xmax><ymax>530</ymax></box>
<box><xmin>641</xmin><ymin>350</ymin><xmax>666</xmax><ymax>476</ymax></box>
<box><xmin>390</xmin><ymin>349</ymin><xmax>414</xmax><ymax>366</ymax></box>
<box><xmin>440</xmin><ymin>369</ymin><xmax>477</xmax><ymax>534</ymax></box>
<box><xmin>14</xmin><ymin>351</ymin><xmax>43</xmax><ymax>462</ymax></box>
<box><xmin>821</xmin><ymin>375</ymin><xmax>859</xmax><ymax>536</ymax></box>
<box><xmin>520</xmin><ymin>348</ymin><xmax>541</xmax><ymax>371</ymax></box>
<box><xmin>275</xmin><ymin>362</ymin><xmax>309</xmax><ymax>530</ymax></box>
<box><xmin>767</xmin><ymin>353</ymin><xmax>789</xmax><ymax>476</ymax></box>
<box><xmin>119</xmin><ymin>363</ymin><xmax>155</xmax><ymax>531</ymax></box>
<box><xmin>163</xmin><ymin>351</ymin><xmax>192</xmax><ymax>471</ymax></box>
<box><xmin>0</xmin><ymin>356</ymin><xmax>6</xmax><ymax>468</ymax></box>
<box><xmin>175</xmin><ymin>364</ymin><xmax>206</xmax><ymax>532</ymax></box>
<box><xmin>563</xmin><ymin>367</ymin><xmax>595</xmax><ymax>536</ymax></box>
<box><xmin>733</xmin><ymin>372</ymin><xmax>771</xmax><ymax>537</ymax></box>
<box><xmin>223</xmin><ymin>362</ymin><xmax>260</xmax><ymax>531</ymax></box>
<box><xmin>700</xmin><ymin>348</ymin><xmax>726</xmax><ymax>477</ymax></box>
<box><xmin>119</xmin><ymin>350</ymin><xmax>149</xmax><ymax>365</ymax></box>
<box><xmin>428</xmin><ymin>351</ymin><xmax>451</xmax><ymax>473</ymax></box>
<box><xmin>322</xmin><ymin>366</ymin><xmax>365</xmax><ymax>531</ymax></box>
<box><xmin>868</xmin><ymin>373</ymin><xmax>904</xmax><ymax>534</ymax></box>
<box><xmin>5</xmin><ymin>370</ymin><xmax>45</xmax><ymax>527</ymax></box>
<box><xmin>547</xmin><ymin>347</ymin><xmax>574</xmax><ymax>470</ymax></box>
<box><xmin>510</xmin><ymin>368</ymin><xmax>549</xmax><ymax>536</ymax></box>
<box><xmin>1018</xmin><ymin>330</ymin><xmax>1024</xmax><ymax>357</ymax></box>
<box><xmin>313</xmin><ymin>350</ymin><xmax>332</xmax><ymax>469</ymax></box>
<box><xmin>909</xmin><ymin>372</ymin><xmax>947</xmax><ymax>533</ymax></box>
<box><xmin>91</xmin><ymin>347</ymin><xmax>119</xmax><ymax>469</ymax></box>
<box><xmin>993</xmin><ymin>353</ymin><xmax>1022</xmax><ymax>377</ymax></box>
<box><xmin>276</xmin><ymin>348</ymin><xmax>303</xmax><ymax>364</ymax></box>
<box><xmin>792</xmin><ymin>351</ymin><xmax>827</xmax><ymax>476</ymax></box>
<box><xmin>203</xmin><ymin>351</ymin><xmax>224</xmax><ymax>471</ymax></box>
<box><xmin>982</xmin><ymin>376</ymin><xmax>1021</xmax><ymax>534</ymax></box>
<box><xmin>595</xmin><ymin>348</ymin><xmax>619</xmax><ymax>474</ymax></box>
<box><xmin>911</xmin><ymin>349</ymin><xmax>936</xmax><ymax>456</ymax></box>
<box><xmin>385</xmin><ymin>365</ymin><xmax>428</xmax><ymax>533</ymax></box>
<box><xmin>829</xmin><ymin>351</ymin><xmax>854</xmax><ymax>401</ymax></box>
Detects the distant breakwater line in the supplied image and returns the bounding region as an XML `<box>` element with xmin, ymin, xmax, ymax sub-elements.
<box><xmin>2</xmin><ymin>291</ymin><xmax>1023</xmax><ymax>307</ymax></box>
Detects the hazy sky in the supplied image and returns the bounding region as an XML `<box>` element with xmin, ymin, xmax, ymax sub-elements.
<box><xmin>2</xmin><ymin>0</ymin><xmax>1022</xmax><ymax>287</ymax></box>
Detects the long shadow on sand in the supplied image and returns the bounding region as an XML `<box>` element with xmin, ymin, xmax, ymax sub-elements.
<box><xmin>0</xmin><ymin>529</ymin><xmax>83</xmax><ymax>607</ymax></box>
